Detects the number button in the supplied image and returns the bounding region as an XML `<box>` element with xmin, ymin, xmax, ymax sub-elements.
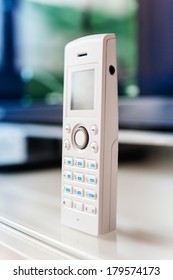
<box><xmin>85</xmin><ymin>189</ymin><xmax>97</xmax><ymax>200</ymax></box>
<box><xmin>85</xmin><ymin>174</ymin><xmax>97</xmax><ymax>185</ymax></box>
<box><xmin>64</xmin><ymin>171</ymin><xmax>73</xmax><ymax>180</ymax></box>
<box><xmin>74</xmin><ymin>158</ymin><xmax>85</xmax><ymax>168</ymax></box>
<box><xmin>64</xmin><ymin>157</ymin><xmax>73</xmax><ymax>166</ymax></box>
<box><xmin>84</xmin><ymin>204</ymin><xmax>96</xmax><ymax>215</ymax></box>
<box><xmin>64</xmin><ymin>185</ymin><xmax>73</xmax><ymax>194</ymax></box>
<box><xmin>63</xmin><ymin>198</ymin><xmax>73</xmax><ymax>208</ymax></box>
<box><xmin>86</xmin><ymin>160</ymin><xmax>97</xmax><ymax>170</ymax></box>
<box><xmin>74</xmin><ymin>187</ymin><xmax>84</xmax><ymax>197</ymax></box>
<box><xmin>74</xmin><ymin>173</ymin><xmax>84</xmax><ymax>182</ymax></box>
<box><xmin>73</xmin><ymin>201</ymin><xmax>84</xmax><ymax>211</ymax></box>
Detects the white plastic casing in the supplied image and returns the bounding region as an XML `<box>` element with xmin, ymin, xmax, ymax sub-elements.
<box><xmin>61</xmin><ymin>34</ymin><xmax>118</xmax><ymax>236</ymax></box>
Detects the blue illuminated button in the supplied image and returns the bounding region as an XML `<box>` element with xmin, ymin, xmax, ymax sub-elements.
<box><xmin>74</xmin><ymin>173</ymin><xmax>84</xmax><ymax>182</ymax></box>
<box><xmin>85</xmin><ymin>174</ymin><xmax>97</xmax><ymax>185</ymax></box>
<box><xmin>86</xmin><ymin>189</ymin><xmax>97</xmax><ymax>200</ymax></box>
<box><xmin>64</xmin><ymin>171</ymin><xmax>73</xmax><ymax>180</ymax></box>
<box><xmin>74</xmin><ymin>158</ymin><xmax>85</xmax><ymax>168</ymax></box>
<box><xmin>86</xmin><ymin>160</ymin><xmax>97</xmax><ymax>170</ymax></box>
<box><xmin>74</xmin><ymin>187</ymin><xmax>84</xmax><ymax>197</ymax></box>
<box><xmin>64</xmin><ymin>157</ymin><xmax>73</xmax><ymax>166</ymax></box>
<box><xmin>64</xmin><ymin>185</ymin><xmax>73</xmax><ymax>194</ymax></box>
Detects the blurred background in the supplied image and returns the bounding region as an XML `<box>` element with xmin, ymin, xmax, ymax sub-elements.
<box><xmin>0</xmin><ymin>0</ymin><xmax>173</xmax><ymax>167</ymax></box>
<box><xmin>0</xmin><ymin>0</ymin><xmax>138</xmax><ymax>102</ymax></box>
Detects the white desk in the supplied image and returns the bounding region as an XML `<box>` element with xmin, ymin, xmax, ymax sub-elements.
<box><xmin>0</xmin><ymin>147</ymin><xmax>173</xmax><ymax>259</ymax></box>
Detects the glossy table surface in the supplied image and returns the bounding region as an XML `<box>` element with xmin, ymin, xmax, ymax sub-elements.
<box><xmin>0</xmin><ymin>147</ymin><xmax>173</xmax><ymax>259</ymax></box>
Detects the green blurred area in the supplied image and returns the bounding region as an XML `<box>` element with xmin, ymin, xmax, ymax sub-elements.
<box><xmin>21</xmin><ymin>1</ymin><xmax>138</xmax><ymax>103</ymax></box>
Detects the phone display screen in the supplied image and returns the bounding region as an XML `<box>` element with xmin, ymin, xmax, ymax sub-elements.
<box><xmin>71</xmin><ymin>69</ymin><xmax>95</xmax><ymax>110</ymax></box>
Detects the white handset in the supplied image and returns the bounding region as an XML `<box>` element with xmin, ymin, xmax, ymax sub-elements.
<box><xmin>61</xmin><ymin>34</ymin><xmax>118</xmax><ymax>236</ymax></box>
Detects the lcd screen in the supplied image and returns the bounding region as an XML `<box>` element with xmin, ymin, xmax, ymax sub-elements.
<box><xmin>71</xmin><ymin>69</ymin><xmax>94</xmax><ymax>110</ymax></box>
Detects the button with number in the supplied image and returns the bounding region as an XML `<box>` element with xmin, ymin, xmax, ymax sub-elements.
<box><xmin>64</xmin><ymin>139</ymin><xmax>70</xmax><ymax>150</ymax></box>
<box><xmin>86</xmin><ymin>159</ymin><xmax>97</xmax><ymax>170</ymax></box>
<box><xmin>63</xmin><ymin>198</ymin><xmax>73</xmax><ymax>208</ymax></box>
<box><xmin>85</xmin><ymin>189</ymin><xmax>97</xmax><ymax>200</ymax></box>
<box><xmin>74</xmin><ymin>158</ymin><xmax>85</xmax><ymax>168</ymax></box>
<box><xmin>74</xmin><ymin>173</ymin><xmax>84</xmax><ymax>182</ymax></box>
<box><xmin>85</xmin><ymin>174</ymin><xmax>97</xmax><ymax>185</ymax></box>
<box><xmin>64</xmin><ymin>157</ymin><xmax>73</xmax><ymax>166</ymax></box>
<box><xmin>84</xmin><ymin>204</ymin><xmax>96</xmax><ymax>215</ymax></box>
<box><xmin>90</xmin><ymin>141</ymin><xmax>98</xmax><ymax>153</ymax></box>
<box><xmin>64</xmin><ymin>185</ymin><xmax>73</xmax><ymax>194</ymax></box>
<box><xmin>73</xmin><ymin>201</ymin><xmax>83</xmax><ymax>211</ymax></box>
<box><xmin>74</xmin><ymin>187</ymin><xmax>84</xmax><ymax>197</ymax></box>
<box><xmin>64</xmin><ymin>171</ymin><xmax>73</xmax><ymax>180</ymax></box>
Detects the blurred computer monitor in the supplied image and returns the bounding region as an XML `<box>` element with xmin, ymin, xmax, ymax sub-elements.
<box><xmin>0</xmin><ymin>0</ymin><xmax>173</xmax><ymax>132</ymax></box>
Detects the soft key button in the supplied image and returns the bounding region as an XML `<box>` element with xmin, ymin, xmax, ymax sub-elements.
<box><xmin>84</xmin><ymin>204</ymin><xmax>96</xmax><ymax>215</ymax></box>
<box><xmin>86</xmin><ymin>189</ymin><xmax>97</xmax><ymax>200</ymax></box>
<box><xmin>64</xmin><ymin>185</ymin><xmax>73</xmax><ymax>194</ymax></box>
<box><xmin>86</xmin><ymin>159</ymin><xmax>97</xmax><ymax>170</ymax></box>
<box><xmin>90</xmin><ymin>141</ymin><xmax>99</xmax><ymax>153</ymax></box>
<box><xmin>65</xmin><ymin>124</ymin><xmax>71</xmax><ymax>134</ymax></box>
<box><xmin>85</xmin><ymin>174</ymin><xmax>97</xmax><ymax>185</ymax></box>
<box><xmin>74</xmin><ymin>172</ymin><xmax>84</xmax><ymax>182</ymax></box>
<box><xmin>90</xmin><ymin>125</ymin><xmax>98</xmax><ymax>135</ymax></box>
<box><xmin>73</xmin><ymin>201</ymin><xmax>83</xmax><ymax>211</ymax></box>
<box><xmin>64</xmin><ymin>157</ymin><xmax>73</xmax><ymax>166</ymax></box>
<box><xmin>63</xmin><ymin>171</ymin><xmax>73</xmax><ymax>180</ymax></box>
<box><xmin>74</xmin><ymin>187</ymin><xmax>84</xmax><ymax>197</ymax></box>
<box><xmin>64</xmin><ymin>139</ymin><xmax>71</xmax><ymax>151</ymax></box>
<box><xmin>63</xmin><ymin>198</ymin><xmax>73</xmax><ymax>208</ymax></box>
<box><xmin>74</xmin><ymin>158</ymin><xmax>85</xmax><ymax>168</ymax></box>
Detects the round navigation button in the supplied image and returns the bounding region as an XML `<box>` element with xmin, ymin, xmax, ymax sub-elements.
<box><xmin>75</xmin><ymin>130</ymin><xmax>85</xmax><ymax>146</ymax></box>
<box><xmin>73</xmin><ymin>126</ymin><xmax>89</xmax><ymax>150</ymax></box>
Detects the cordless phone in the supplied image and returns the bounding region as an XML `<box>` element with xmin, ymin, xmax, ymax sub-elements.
<box><xmin>61</xmin><ymin>34</ymin><xmax>118</xmax><ymax>236</ymax></box>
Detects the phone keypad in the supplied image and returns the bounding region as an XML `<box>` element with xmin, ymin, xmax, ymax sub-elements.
<box><xmin>63</xmin><ymin>157</ymin><xmax>98</xmax><ymax>215</ymax></box>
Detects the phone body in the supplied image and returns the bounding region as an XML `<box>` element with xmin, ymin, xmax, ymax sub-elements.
<box><xmin>61</xmin><ymin>34</ymin><xmax>118</xmax><ymax>236</ymax></box>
